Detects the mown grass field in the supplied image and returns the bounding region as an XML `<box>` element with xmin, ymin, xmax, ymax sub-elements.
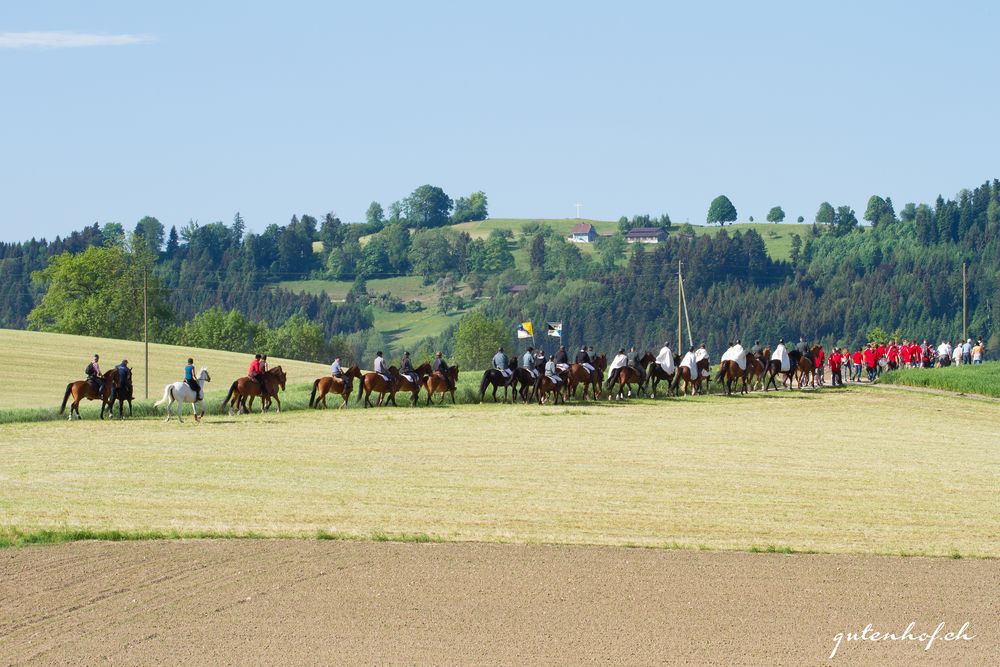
<box><xmin>879</xmin><ymin>362</ymin><xmax>1000</xmax><ymax>398</ymax></box>
<box><xmin>1</xmin><ymin>329</ymin><xmax>330</xmax><ymax>413</ymax></box>
<box><xmin>2</xmin><ymin>386</ymin><xmax>997</xmax><ymax>557</ymax></box>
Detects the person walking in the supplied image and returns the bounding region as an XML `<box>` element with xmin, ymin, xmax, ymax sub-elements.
<box><xmin>972</xmin><ymin>340</ymin><xmax>984</xmax><ymax>364</ymax></box>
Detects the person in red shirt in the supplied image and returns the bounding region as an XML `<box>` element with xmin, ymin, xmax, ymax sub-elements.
<box><xmin>813</xmin><ymin>346</ymin><xmax>826</xmax><ymax>386</ymax></box>
<box><xmin>863</xmin><ymin>345</ymin><xmax>877</xmax><ymax>382</ymax></box>
<box><xmin>248</xmin><ymin>353</ymin><xmax>270</xmax><ymax>398</ymax></box>
<box><xmin>900</xmin><ymin>340</ymin><xmax>911</xmax><ymax>366</ymax></box>
<box><xmin>829</xmin><ymin>348</ymin><xmax>842</xmax><ymax>386</ymax></box>
<box><xmin>911</xmin><ymin>342</ymin><xmax>923</xmax><ymax>368</ymax></box>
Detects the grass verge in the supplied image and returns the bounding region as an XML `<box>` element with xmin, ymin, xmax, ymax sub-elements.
<box><xmin>878</xmin><ymin>361</ymin><xmax>1000</xmax><ymax>398</ymax></box>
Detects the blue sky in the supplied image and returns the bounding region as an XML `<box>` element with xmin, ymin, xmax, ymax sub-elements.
<box><xmin>2</xmin><ymin>1</ymin><xmax>998</xmax><ymax>241</ymax></box>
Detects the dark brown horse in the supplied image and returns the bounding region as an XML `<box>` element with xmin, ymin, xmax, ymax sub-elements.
<box><xmin>640</xmin><ymin>352</ymin><xmax>676</xmax><ymax>398</ymax></box>
<box><xmin>762</xmin><ymin>346</ymin><xmax>815</xmax><ymax>390</ymax></box>
<box><xmin>715</xmin><ymin>354</ymin><xmax>765</xmax><ymax>395</ymax></box>
<box><xmin>566</xmin><ymin>354</ymin><xmax>607</xmax><ymax>400</ymax></box>
<box><xmin>309</xmin><ymin>365</ymin><xmax>362</xmax><ymax>409</ymax></box>
<box><xmin>221</xmin><ymin>366</ymin><xmax>287</xmax><ymax>414</ymax></box>
<box><xmin>536</xmin><ymin>373</ymin><xmax>567</xmax><ymax>404</ymax></box>
<box><xmin>424</xmin><ymin>366</ymin><xmax>460</xmax><ymax>405</ymax></box>
<box><xmin>60</xmin><ymin>369</ymin><xmax>118</xmax><ymax>420</ymax></box>
<box><xmin>389</xmin><ymin>362</ymin><xmax>432</xmax><ymax>406</ymax></box>
<box><xmin>109</xmin><ymin>367</ymin><xmax>134</xmax><ymax>418</ymax></box>
<box><xmin>479</xmin><ymin>360</ymin><xmax>518</xmax><ymax>403</ymax></box>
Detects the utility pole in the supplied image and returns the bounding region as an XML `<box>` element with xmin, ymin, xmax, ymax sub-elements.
<box><xmin>962</xmin><ymin>261</ymin><xmax>967</xmax><ymax>341</ymax></box>
<box><xmin>575</xmin><ymin>203</ymin><xmax>582</xmax><ymax>219</ymax></box>
<box><xmin>677</xmin><ymin>260</ymin><xmax>682</xmax><ymax>348</ymax></box>
<box><xmin>143</xmin><ymin>266</ymin><xmax>149</xmax><ymax>400</ymax></box>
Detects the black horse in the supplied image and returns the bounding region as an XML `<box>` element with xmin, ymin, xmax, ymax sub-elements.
<box><xmin>106</xmin><ymin>368</ymin><xmax>134</xmax><ymax>419</ymax></box>
<box><xmin>511</xmin><ymin>359</ymin><xmax>544</xmax><ymax>403</ymax></box>
<box><xmin>640</xmin><ymin>351</ymin><xmax>678</xmax><ymax>398</ymax></box>
<box><xmin>479</xmin><ymin>359</ymin><xmax>518</xmax><ymax>403</ymax></box>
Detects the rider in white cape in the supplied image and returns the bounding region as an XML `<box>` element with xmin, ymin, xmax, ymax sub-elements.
<box><xmin>655</xmin><ymin>343</ymin><xmax>674</xmax><ymax>374</ymax></box>
<box><xmin>679</xmin><ymin>348</ymin><xmax>698</xmax><ymax>378</ymax></box>
<box><xmin>721</xmin><ymin>340</ymin><xmax>747</xmax><ymax>371</ymax></box>
<box><xmin>771</xmin><ymin>340</ymin><xmax>790</xmax><ymax>372</ymax></box>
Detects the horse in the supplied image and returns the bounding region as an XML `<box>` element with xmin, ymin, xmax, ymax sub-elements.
<box><xmin>424</xmin><ymin>366</ymin><xmax>460</xmax><ymax>405</ymax></box>
<box><xmin>60</xmin><ymin>369</ymin><xmax>119</xmax><ymax>420</ymax></box>
<box><xmin>358</xmin><ymin>367</ymin><xmax>397</xmax><ymax>408</ymax></box>
<box><xmin>108</xmin><ymin>367</ymin><xmax>134</xmax><ymax>418</ymax></box>
<box><xmin>608</xmin><ymin>365</ymin><xmax>643</xmax><ymax>400</ymax></box>
<box><xmin>762</xmin><ymin>347</ymin><xmax>814</xmax><ymax>390</ymax></box>
<box><xmin>536</xmin><ymin>372</ymin><xmax>567</xmax><ymax>404</ymax></box>
<box><xmin>671</xmin><ymin>356</ymin><xmax>706</xmax><ymax>396</ymax></box>
<box><xmin>389</xmin><ymin>362</ymin><xmax>432</xmax><ymax>406</ymax></box>
<box><xmin>309</xmin><ymin>365</ymin><xmax>362</xmax><ymax>409</ymax></box>
<box><xmin>221</xmin><ymin>366</ymin><xmax>287</xmax><ymax>414</ymax></box>
<box><xmin>566</xmin><ymin>354</ymin><xmax>607</xmax><ymax>401</ymax></box>
<box><xmin>154</xmin><ymin>368</ymin><xmax>211</xmax><ymax>422</ymax></box>
<box><xmin>479</xmin><ymin>359</ymin><xmax>518</xmax><ymax>403</ymax></box>
<box><xmin>714</xmin><ymin>354</ymin><xmax>765</xmax><ymax>395</ymax></box>
<box><xmin>639</xmin><ymin>352</ymin><xmax>678</xmax><ymax>398</ymax></box>
<box><xmin>512</xmin><ymin>363</ymin><xmax>542</xmax><ymax>403</ymax></box>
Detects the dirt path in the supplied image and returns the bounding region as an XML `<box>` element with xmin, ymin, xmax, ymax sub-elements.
<box><xmin>1</xmin><ymin>541</ymin><xmax>996</xmax><ymax>665</ymax></box>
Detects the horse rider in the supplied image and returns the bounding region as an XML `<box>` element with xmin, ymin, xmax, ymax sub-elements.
<box><xmin>545</xmin><ymin>354</ymin><xmax>563</xmax><ymax>386</ymax></box>
<box><xmin>771</xmin><ymin>339</ymin><xmax>790</xmax><ymax>372</ymax></box>
<box><xmin>400</xmin><ymin>351</ymin><xmax>418</xmax><ymax>386</ymax></box>
<box><xmin>533</xmin><ymin>347</ymin><xmax>547</xmax><ymax>372</ymax></box>
<box><xmin>116</xmin><ymin>359</ymin><xmax>131</xmax><ymax>384</ymax></box>
<box><xmin>797</xmin><ymin>337</ymin><xmax>810</xmax><ymax>357</ymax></box>
<box><xmin>750</xmin><ymin>339</ymin><xmax>763</xmax><ymax>359</ymax></box>
<box><xmin>522</xmin><ymin>346</ymin><xmax>538</xmax><ymax>379</ymax></box>
<box><xmin>655</xmin><ymin>341</ymin><xmax>675</xmax><ymax>374</ymax></box>
<box><xmin>553</xmin><ymin>345</ymin><xmax>569</xmax><ymax>370</ymax></box>
<box><xmin>260</xmin><ymin>354</ymin><xmax>269</xmax><ymax>373</ymax></box>
<box><xmin>627</xmin><ymin>345</ymin><xmax>645</xmax><ymax>385</ymax></box>
<box><xmin>249</xmin><ymin>354</ymin><xmax>269</xmax><ymax>399</ymax></box>
<box><xmin>432</xmin><ymin>351</ymin><xmax>455</xmax><ymax>390</ymax></box>
<box><xmin>493</xmin><ymin>347</ymin><xmax>511</xmax><ymax>381</ymax></box>
<box><xmin>184</xmin><ymin>357</ymin><xmax>202</xmax><ymax>401</ymax></box>
<box><xmin>373</xmin><ymin>351</ymin><xmax>390</xmax><ymax>380</ymax></box>
<box><xmin>85</xmin><ymin>354</ymin><xmax>103</xmax><ymax>394</ymax></box>
<box><xmin>694</xmin><ymin>342</ymin><xmax>709</xmax><ymax>364</ymax></box>
<box><xmin>606</xmin><ymin>348</ymin><xmax>628</xmax><ymax>388</ymax></box>
<box><xmin>575</xmin><ymin>345</ymin><xmax>596</xmax><ymax>380</ymax></box>
<box><xmin>330</xmin><ymin>356</ymin><xmax>343</xmax><ymax>378</ymax></box>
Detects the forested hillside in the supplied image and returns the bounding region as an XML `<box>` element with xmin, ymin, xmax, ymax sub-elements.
<box><xmin>2</xmin><ymin>180</ymin><xmax>997</xmax><ymax>364</ymax></box>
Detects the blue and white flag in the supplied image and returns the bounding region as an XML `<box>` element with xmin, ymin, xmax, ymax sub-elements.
<box><xmin>546</xmin><ymin>322</ymin><xmax>562</xmax><ymax>338</ymax></box>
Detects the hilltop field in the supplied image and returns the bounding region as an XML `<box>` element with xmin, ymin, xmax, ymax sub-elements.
<box><xmin>286</xmin><ymin>218</ymin><xmax>806</xmax><ymax>347</ymax></box>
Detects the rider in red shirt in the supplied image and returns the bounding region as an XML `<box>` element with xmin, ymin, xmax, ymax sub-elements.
<box><xmin>248</xmin><ymin>354</ymin><xmax>269</xmax><ymax>398</ymax></box>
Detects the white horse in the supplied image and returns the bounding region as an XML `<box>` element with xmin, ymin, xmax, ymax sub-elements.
<box><xmin>153</xmin><ymin>368</ymin><xmax>211</xmax><ymax>422</ymax></box>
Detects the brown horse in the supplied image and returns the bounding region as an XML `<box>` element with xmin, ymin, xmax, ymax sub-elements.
<box><xmin>714</xmin><ymin>354</ymin><xmax>765</xmax><ymax>395</ymax></box>
<box><xmin>608</xmin><ymin>366</ymin><xmax>643</xmax><ymax>400</ymax></box>
<box><xmin>389</xmin><ymin>362</ymin><xmax>432</xmax><ymax>406</ymax></box>
<box><xmin>357</xmin><ymin>368</ymin><xmax>397</xmax><ymax>408</ymax></box>
<box><xmin>671</xmin><ymin>356</ymin><xmax>710</xmax><ymax>396</ymax></box>
<box><xmin>536</xmin><ymin>373</ymin><xmax>567</xmax><ymax>404</ymax></box>
<box><xmin>309</xmin><ymin>365</ymin><xmax>362</xmax><ymax>409</ymax></box>
<box><xmin>60</xmin><ymin>369</ymin><xmax>118</xmax><ymax>420</ymax></box>
<box><xmin>109</xmin><ymin>367</ymin><xmax>134</xmax><ymax>418</ymax></box>
<box><xmin>424</xmin><ymin>366</ymin><xmax>460</xmax><ymax>405</ymax></box>
<box><xmin>566</xmin><ymin>354</ymin><xmax>607</xmax><ymax>400</ymax></box>
<box><xmin>221</xmin><ymin>366</ymin><xmax>287</xmax><ymax>414</ymax></box>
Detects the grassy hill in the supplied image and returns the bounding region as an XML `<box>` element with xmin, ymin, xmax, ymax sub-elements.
<box><xmin>3</xmin><ymin>329</ymin><xmax>330</xmax><ymax>411</ymax></box>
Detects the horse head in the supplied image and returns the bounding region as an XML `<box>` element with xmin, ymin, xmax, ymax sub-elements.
<box><xmin>593</xmin><ymin>354</ymin><xmax>607</xmax><ymax>370</ymax></box>
<box><xmin>346</xmin><ymin>365</ymin><xmax>362</xmax><ymax>379</ymax></box>
<box><xmin>271</xmin><ymin>366</ymin><xmax>286</xmax><ymax>390</ymax></box>
<box><xmin>640</xmin><ymin>352</ymin><xmax>655</xmax><ymax>366</ymax></box>
<box><xmin>199</xmin><ymin>368</ymin><xmax>212</xmax><ymax>383</ymax></box>
<box><xmin>415</xmin><ymin>362</ymin><xmax>432</xmax><ymax>376</ymax></box>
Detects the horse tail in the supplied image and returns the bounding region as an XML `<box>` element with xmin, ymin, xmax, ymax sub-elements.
<box><xmin>219</xmin><ymin>381</ymin><xmax>237</xmax><ymax>411</ymax></box>
<box><xmin>356</xmin><ymin>375</ymin><xmax>365</xmax><ymax>402</ymax></box>
<box><xmin>309</xmin><ymin>379</ymin><xmax>320</xmax><ymax>408</ymax></box>
<box><xmin>479</xmin><ymin>371</ymin><xmax>490</xmax><ymax>398</ymax></box>
<box><xmin>714</xmin><ymin>363</ymin><xmax>727</xmax><ymax>382</ymax></box>
<box><xmin>59</xmin><ymin>383</ymin><xmax>73</xmax><ymax>414</ymax></box>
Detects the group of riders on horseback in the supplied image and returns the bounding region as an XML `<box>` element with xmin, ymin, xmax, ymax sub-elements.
<box><xmin>60</xmin><ymin>333</ymin><xmax>828</xmax><ymax>419</ymax></box>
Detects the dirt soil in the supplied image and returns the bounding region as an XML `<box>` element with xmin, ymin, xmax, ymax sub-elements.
<box><xmin>1</xmin><ymin>540</ymin><xmax>997</xmax><ymax>665</ymax></box>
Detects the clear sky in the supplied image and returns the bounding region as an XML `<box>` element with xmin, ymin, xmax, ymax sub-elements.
<box><xmin>2</xmin><ymin>1</ymin><xmax>998</xmax><ymax>241</ymax></box>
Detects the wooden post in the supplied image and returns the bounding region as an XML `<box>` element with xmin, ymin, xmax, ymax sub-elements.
<box><xmin>963</xmin><ymin>261</ymin><xmax>967</xmax><ymax>341</ymax></box>
<box><xmin>677</xmin><ymin>260</ymin><xmax>682</xmax><ymax>347</ymax></box>
<box><xmin>143</xmin><ymin>266</ymin><xmax>149</xmax><ymax>400</ymax></box>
